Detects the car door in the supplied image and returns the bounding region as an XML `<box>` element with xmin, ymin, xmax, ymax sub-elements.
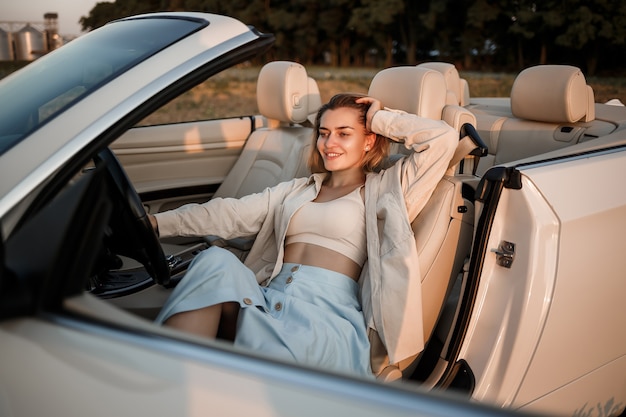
<box><xmin>451</xmin><ymin>142</ymin><xmax>626</xmax><ymax>416</ymax></box>
<box><xmin>112</xmin><ymin>117</ymin><xmax>262</xmax><ymax>213</ymax></box>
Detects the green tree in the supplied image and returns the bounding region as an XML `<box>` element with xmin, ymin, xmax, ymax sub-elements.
<box><xmin>317</xmin><ymin>0</ymin><xmax>357</xmax><ymax>67</ymax></box>
<box><xmin>555</xmin><ymin>0</ymin><xmax>626</xmax><ymax>75</ymax></box>
<box><xmin>419</xmin><ymin>0</ymin><xmax>474</xmax><ymax>65</ymax></box>
<box><xmin>80</xmin><ymin>0</ymin><xmax>168</xmax><ymax>31</ymax></box>
<box><xmin>395</xmin><ymin>0</ymin><xmax>430</xmax><ymax>65</ymax></box>
<box><xmin>79</xmin><ymin>2</ymin><xmax>124</xmax><ymax>31</ymax></box>
<box><xmin>77</xmin><ymin>0</ymin><xmax>626</xmax><ymax>73</ymax></box>
<box><xmin>504</xmin><ymin>0</ymin><xmax>565</xmax><ymax>67</ymax></box>
<box><xmin>349</xmin><ymin>0</ymin><xmax>404</xmax><ymax>67</ymax></box>
<box><xmin>265</xmin><ymin>0</ymin><xmax>321</xmax><ymax>64</ymax></box>
<box><xmin>464</xmin><ymin>0</ymin><xmax>502</xmax><ymax>69</ymax></box>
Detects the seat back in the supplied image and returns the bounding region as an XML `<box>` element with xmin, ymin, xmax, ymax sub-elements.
<box><xmin>213</xmin><ymin>61</ymin><xmax>320</xmax><ymax>199</ymax></box>
<box><xmin>471</xmin><ymin>65</ymin><xmax>598</xmax><ymax>175</ymax></box>
<box><xmin>367</xmin><ymin>66</ymin><xmax>476</xmax><ymax>379</ymax></box>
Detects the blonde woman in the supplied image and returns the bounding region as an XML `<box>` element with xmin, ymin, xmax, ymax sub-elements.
<box><xmin>150</xmin><ymin>94</ymin><xmax>457</xmax><ymax>377</ymax></box>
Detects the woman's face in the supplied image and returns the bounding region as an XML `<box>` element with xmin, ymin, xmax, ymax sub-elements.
<box><xmin>317</xmin><ymin>107</ymin><xmax>375</xmax><ymax>174</ymax></box>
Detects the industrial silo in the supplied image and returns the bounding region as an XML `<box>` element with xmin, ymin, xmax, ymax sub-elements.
<box><xmin>0</xmin><ymin>27</ymin><xmax>14</xmax><ymax>61</ymax></box>
<box><xmin>14</xmin><ymin>24</ymin><xmax>47</xmax><ymax>61</ymax></box>
<box><xmin>44</xmin><ymin>13</ymin><xmax>62</xmax><ymax>52</ymax></box>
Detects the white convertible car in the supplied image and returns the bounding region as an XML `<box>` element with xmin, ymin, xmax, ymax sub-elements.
<box><xmin>0</xmin><ymin>11</ymin><xmax>624</xmax><ymax>417</ymax></box>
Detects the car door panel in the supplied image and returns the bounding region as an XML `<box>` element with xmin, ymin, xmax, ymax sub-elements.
<box><xmin>460</xmin><ymin>148</ymin><xmax>626</xmax><ymax>415</ymax></box>
<box><xmin>458</xmin><ymin>173</ymin><xmax>560</xmax><ymax>408</ymax></box>
<box><xmin>111</xmin><ymin>118</ymin><xmax>255</xmax><ymax>205</ymax></box>
<box><xmin>1</xmin><ymin>294</ymin><xmax>519</xmax><ymax>417</ymax></box>
<box><xmin>510</xmin><ymin>150</ymin><xmax>626</xmax><ymax>414</ymax></box>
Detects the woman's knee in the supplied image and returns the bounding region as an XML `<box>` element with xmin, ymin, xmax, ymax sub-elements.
<box><xmin>191</xmin><ymin>246</ymin><xmax>242</xmax><ymax>270</ymax></box>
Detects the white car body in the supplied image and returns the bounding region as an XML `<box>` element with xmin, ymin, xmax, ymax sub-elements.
<box><xmin>0</xmin><ymin>11</ymin><xmax>624</xmax><ymax>417</ymax></box>
<box><xmin>463</xmin><ymin>152</ymin><xmax>626</xmax><ymax>414</ymax></box>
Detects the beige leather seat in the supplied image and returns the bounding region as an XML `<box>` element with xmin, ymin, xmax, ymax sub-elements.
<box><xmin>417</xmin><ymin>62</ymin><xmax>471</xmax><ymax>106</ymax></box>
<box><xmin>367</xmin><ymin>66</ymin><xmax>477</xmax><ymax>380</ymax></box>
<box><xmin>202</xmin><ymin>61</ymin><xmax>320</xmax><ymax>253</ymax></box>
<box><xmin>213</xmin><ymin>61</ymin><xmax>320</xmax><ymax>199</ymax></box>
<box><xmin>470</xmin><ymin>65</ymin><xmax>597</xmax><ymax>175</ymax></box>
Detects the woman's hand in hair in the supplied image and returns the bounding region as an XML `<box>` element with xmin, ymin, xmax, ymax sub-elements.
<box><xmin>356</xmin><ymin>96</ymin><xmax>381</xmax><ymax>132</ymax></box>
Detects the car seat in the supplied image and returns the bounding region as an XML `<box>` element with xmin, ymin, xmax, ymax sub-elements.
<box><xmin>367</xmin><ymin>66</ymin><xmax>480</xmax><ymax>381</ymax></box>
<box><xmin>212</xmin><ymin>61</ymin><xmax>321</xmax><ymax>199</ymax></box>
<box><xmin>204</xmin><ymin>61</ymin><xmax>321</xmax><ymax>254</ymax></box>
<box><xmin>469</xmin><ymin>65</ymin><xmax>598</xmax><ymax>175</ymax></box>
<box><xmin>417</xmin><ymin>62</ymin><xmax>471</xmax><ymax>106</ymax></box>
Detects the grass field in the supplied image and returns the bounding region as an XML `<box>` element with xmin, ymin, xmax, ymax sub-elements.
<box><xmin>140</xmin><ymin>65</ymin><xmax>626</xmax><ymax>125</ymax></box>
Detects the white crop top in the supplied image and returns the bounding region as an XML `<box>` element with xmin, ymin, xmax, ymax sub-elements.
<box><xmin>285</xmin><ymin>186</ymin><xmax>367</xmax><ymax>266</ymax></box>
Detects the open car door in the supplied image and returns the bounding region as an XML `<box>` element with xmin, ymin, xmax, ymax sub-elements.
<box><xmin>450</xmin><ymin>142</ymin><xmax>626</xmax><ymax>415</ymax></box>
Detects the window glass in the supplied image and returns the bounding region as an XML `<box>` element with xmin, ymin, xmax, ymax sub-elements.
<box><xmin>137</xmin><ymin>65</ymin><xmax>260</xmax><ymax>126</ymax></box>
<box><xmin>0</xmin><ymin>17</ymin><xmax>205</xmax><ymax>155</ymax></box>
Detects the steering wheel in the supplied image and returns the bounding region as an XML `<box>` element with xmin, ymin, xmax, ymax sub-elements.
<box><xmin>95</xmin><ymin>148</ymin><xmax>170</xmax><ymax>286</ymax></box>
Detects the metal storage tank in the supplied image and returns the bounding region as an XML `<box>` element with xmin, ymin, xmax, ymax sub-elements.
<box><xmin>14</xmin><ymin>24</ymin><xmax>47</xmax><ymax>61</ymax></box>
<box><xmin>0</xmin><ymin>27</ymin><xmax>14</xmax><ymax>61</ymax></box>
<box><xmin>44</xmin><ymin>13</ymin><xmax>62</xmax><ymax>52</ymax></box>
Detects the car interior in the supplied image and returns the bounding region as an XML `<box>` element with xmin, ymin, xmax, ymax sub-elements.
<box><xmin>97</xmin><ymin>60</ymin><xmax>626</xmax><ymax>384</ymax></box>
<box><xmin>4</xmin><ymin>58</ymin><xmax>625</xmax><ymax>390</ymax></box>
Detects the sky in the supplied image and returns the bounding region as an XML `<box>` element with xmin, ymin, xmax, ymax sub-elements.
<box><xmin>1</xmin><ymin>0</ymin><xmax>104</xmax><ymax>36</ymax></box>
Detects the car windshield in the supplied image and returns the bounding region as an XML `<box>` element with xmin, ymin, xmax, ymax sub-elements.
<box><xmin>0</xmin><ymin>16</ymin><xmax>206</xmax><ymax>156</ymax></box>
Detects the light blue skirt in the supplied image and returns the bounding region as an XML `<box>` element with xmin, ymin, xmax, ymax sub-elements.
<box><xmin>156</xmin><ymin>246</ymin><xmax>372</xmax><ymax>377</ymax></box>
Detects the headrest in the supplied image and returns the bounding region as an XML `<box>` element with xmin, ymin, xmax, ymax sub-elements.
<box><xmin>257</xmin><ymin>61</ymin><xmax>320</xmax><ymax>124</ymax></box>
<box><xmin>511</xmin><ymin>65</ymin><xmax>595</xmax><ymax>123</ymax></box>
<box><xmin>306</xmin><ymin>76</ymin><xmax>322</xmax><ymax>124</ymax></box>
<box><xmin>368</xmin><ymin>66</ymin><xmax>447</xmax><ymax>120</ymax></box>
<box><xmin>417</xmin><ymin>62</ymin><xmax>468</xmax><ymax>106</ymax></box>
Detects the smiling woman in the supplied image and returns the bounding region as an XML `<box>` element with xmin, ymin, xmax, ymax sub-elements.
<box><xmin>149</xmin><ymin>92</ymin><xmax>457</xmax><ymax>377</ymax></box>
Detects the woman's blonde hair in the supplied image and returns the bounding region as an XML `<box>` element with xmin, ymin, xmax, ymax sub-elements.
<box><xmin>308</xmin><ymin>93</ymin><xmax>389</xmax><ymax>173</ymax></box>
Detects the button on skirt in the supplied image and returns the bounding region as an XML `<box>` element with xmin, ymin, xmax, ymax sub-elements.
<box><xmin>155</xmin><ymin>246</ymin><xmax>372</xmax><ymax>377</ymax></box>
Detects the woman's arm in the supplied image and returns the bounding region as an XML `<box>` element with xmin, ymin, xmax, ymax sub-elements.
<box><xmin>371</xmin><ymin>108</ymin><xmax>457</xmax><ymax>152</ymax></box>
<box><xmin>357</xmin><ymin>96</ymin><xmax>456</xmax><ymax>156</ymax></box>
<box><xmin>370</xmin><ymin>107</ymin><xmax>458</xmax><ymax>220</ymax></box>
<box><xmin>151</xmin><ymin>177</ymin><xmax>309</xmax><ymax>239</ymax></box>
<box><xmin>152</xmin><ymin>192</ymin><xmax>269</xmax><ymax>239</ymax></box>
<box><xmin>151</xmin><ymin>176</ymin><xmax>300</xmax><ymax>239</ymax></box>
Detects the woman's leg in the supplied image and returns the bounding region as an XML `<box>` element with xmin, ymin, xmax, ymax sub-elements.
<box><xmin>156</xmin><ymin>246</ymin><xmax>252</xmax><ymax>339</ymax></box>
<box><xmin>163</xmin><ymin>304</ymin><xmax>222</xmax><ymax>338</ymax></box>
<box><xmin>163</xmin><ymin>301</ymin><xmax>240</xmax><ymax>340</ymax></box>
<box><xmin>217</xmin><ymin>301</ymin><xmax>240</xmax><ymax>341</ymax></box>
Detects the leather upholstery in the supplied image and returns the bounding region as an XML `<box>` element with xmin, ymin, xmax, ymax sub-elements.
<box><xmin>369</xmin><ymin>66</ymin><xmax>447</xmax><ymax>120</ymax></box>
<box><xmin>368</xmin><ymin>66</ymin><xmax>475</xmax><ymax>380</ymax></box>
<box><xmin>256</xmin><ymin>61</ymin><xmax>314</xmax><ymax>124</ymax></box>
<box><xmin>417</xmin><ymin>61</ymin><xmax>471</xmax><ymax>106</ymax></box>
<box><xmin>511</xmin><ymin>65</ymin><xmax>595</xmax><ymax>123</ymax></box>
<box><xmin>213</xmin><ymin>61</ymin><xmax>320</xmax><ymax>199</ymax></box>
<box><xmin>470</xmin><ymin>65</ymin><xmax>599</xmax><ymax>175</ymax></box>
<box><xmin>367</xmin><ymin>66</ymin><xmax>476</xmax><ymax>133</ymax></box>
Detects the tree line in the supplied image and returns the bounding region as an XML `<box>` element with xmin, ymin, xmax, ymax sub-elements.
<box><xmin>80</xmin><ymin>0</ymin><xmax>626</xmax><ymax>75</ymax></box>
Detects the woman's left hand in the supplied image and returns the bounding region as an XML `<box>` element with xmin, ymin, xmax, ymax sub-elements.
<box><xmin>356</xmin><ymin>96</ymin><xmax>382</xmax><ymax>132</ymax></box>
